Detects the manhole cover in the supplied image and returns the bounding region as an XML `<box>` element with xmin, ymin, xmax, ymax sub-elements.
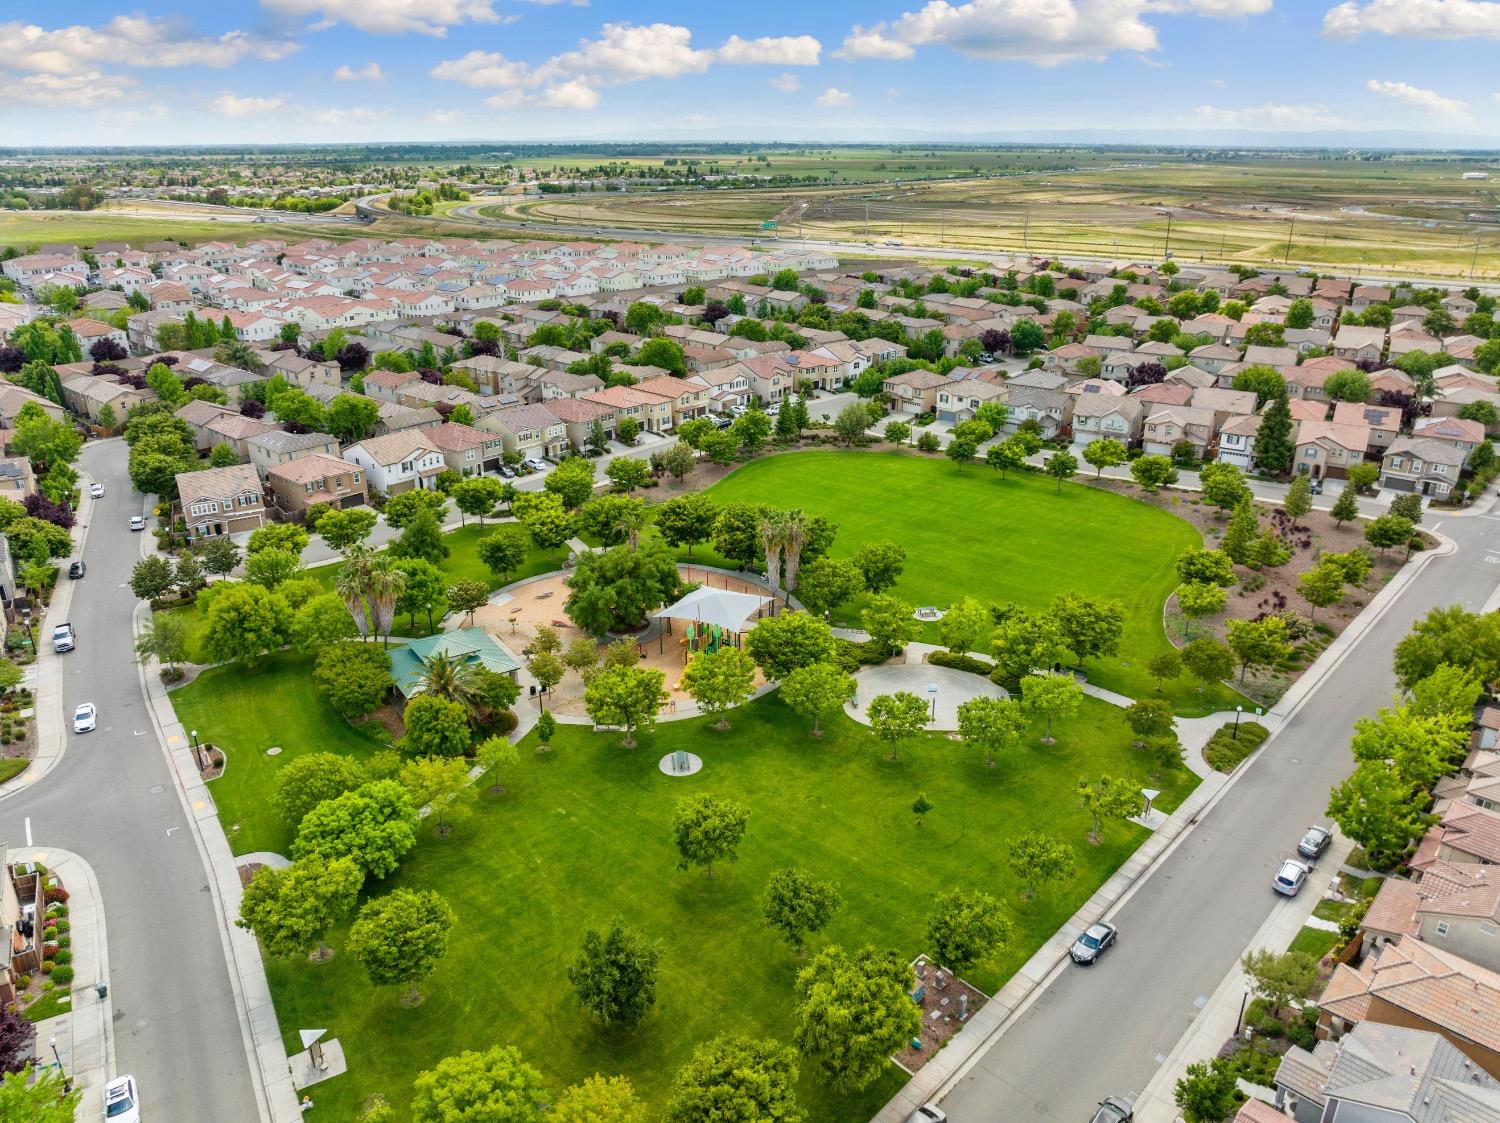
<box><xmin>265</xmin><ymin>746</ymin><xmax>282</xmax><ymax>756</ymax></box>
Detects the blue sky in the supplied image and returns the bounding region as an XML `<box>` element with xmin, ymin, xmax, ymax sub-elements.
<box><xmin>3</xmin><ymin>1</ymin><xmax>1500</xmax><ymax>145</ymax></box>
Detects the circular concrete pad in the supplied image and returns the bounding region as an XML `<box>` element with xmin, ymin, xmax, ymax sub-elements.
<box><xmin>846</xmin><ymin>664</ymin><xmax>1008</xmax><ymax>732</ymax></box>
<box><xmin>659</xmin><ymin>752</ymin><xmax>704</xmax><ymax>776</ymax></box>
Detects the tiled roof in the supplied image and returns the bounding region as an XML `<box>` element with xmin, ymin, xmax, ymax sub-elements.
<box><xmin>347</xmin><ymin>429</ymin><xmax>439</xmax><ymax>465</ymax></box>
<box><xmin>175</xmin><ymin>462</ymin><xmax>260</xmax><ymax>501</ymax></box>
<box><xmin>266</xmin><ymin>453</ymin><xmax>356</xmax><ymax>486</ymax></box>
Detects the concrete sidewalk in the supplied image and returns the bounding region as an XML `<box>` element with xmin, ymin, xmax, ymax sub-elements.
<box><xmin>1131</xmin><ymin>835</ymin><xmax>1355</xmax><ymax>1123</ymax></box>
<box><xmin>13</xmin><ymin>846</ymin><xmax>113</xmax><ymax>1122</ymax></box>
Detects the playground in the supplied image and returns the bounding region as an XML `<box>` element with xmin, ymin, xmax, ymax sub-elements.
<box><xmin>471</xmin><ymin>564</ymin><xmax>776</xmax><ymax>718</ymax></box>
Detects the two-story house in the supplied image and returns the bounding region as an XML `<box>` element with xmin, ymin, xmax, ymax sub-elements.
<box><xmin>1294</xmin><ymin>419</ymin><xmax>1369</xmax><ymax>481</ymax></box>
<box><xmin>883</xmin><ymin>369</ymin><xmax>950</xmax><ymax>415</ymax></box>
<box><xmin>935</xmin><ymin>378</ymin><xmax>1007</xmax><ymax>425</ymax></box>
<box><xmin>1380</xmin><ymin>436</ymin><xmax>1467</xmax><ymax>499</ymax></box>
<box><xmin>342</xmin><ymin>431</ymin><xmax>447</xmax><ymax>495</ymax></box>
<box><xmin>1331</xmin><ymin>401</ymin><xmax>1402</xmax><ymax>454</ymax></box>
<box><xmin>480</xmin><ymin>404</ymin><xmax>570</xmax><ymax>461</ymax></box>
<box><xmin>425</xmin><ymin>421</ymin><xmax>506</xmax><ymax>477</ymax></box>
<box><xmin>246</xmin><ymin>430</ymin><xmax>341</xmax><ymax>481</ymax></box>
<box><xmin>1142</xmin><ymin>405</ymin><xmax>1215</xmax><ymax>459</ymax></box>
<box><xmin>265</xmin><ymin>453</ymin><xmax>368</xmax><ymax>520</ymax></box>
<box><xmin>1069</xmin><ymin>394</ymin><xmax>1143</xmax><ymax>450</ymax></box>
<box><xmin>634</xmin><ymin>375</ymin><xmax>710</xmax><ymax>427</ymax></box>
<box><xmin>175</xmin><ymin>463</ymin><xmax>267</xmax><ymax>539</ymax></box>
<box><xmin>583</xmin><ymin>385</ymin><xmax>674</xmax><ymax>433</ymax></box>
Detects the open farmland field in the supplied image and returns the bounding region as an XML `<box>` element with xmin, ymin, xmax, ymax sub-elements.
<box><xmin>0</xmin><ymin>205</ymin><xmax>361</xmax><ymax>251</ymax></box>
<box><xmin>500</xmin><ymin>154</ymin><xmax>1500</xmax><ymax>279</ymax></box>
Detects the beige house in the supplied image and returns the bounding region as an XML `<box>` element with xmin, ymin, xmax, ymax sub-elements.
<box><xmin>61</xmin><ymin>375</ymin><xmax>155</xmax><ymax>423</ymax></box>
<box><xmin>1413</xmin><ymin>415</ymin><xmax>1487</xmax><ymax>456</ymax></box>
<box><xmin>1331</xmin><ymin>402</ymin><xmax>1402</xmax><ymax>452</ymax></box>
<box><xmin>1294</xmin><ymin>420</ymin><xmax>1369</xmax><ymax>480</ymax></box>
<box><xmin>481</xmin><ymin>404</ymin><xmax>570</xmax><ymax>460</ymax></box>
<box><xmin>266</xmin><ymin>453</ymin><xmax>368</xmax><ymax>519</ymax></box>
<box><xmin>633</xmin><ymin>375</ymin><xmax>711</xmax><ymax>427</ymax></box>
<box><xmin>1142</xmin><ymin>405</ymin><xmax>1215</xmax><ymax>459</ymax></box>
<box><xmin>584</xmin><ymin>385</ymin><xmax>674</xmax><ymax>433</ymax></box>
<box><xmin>176</xmin><ymin>463</ymin><xmax>267</xmax><ymax>539</ymax></box>
<box><xmin>246</xmin><ymin>430</ymin><xmax>341</xmax><ymax>480</ymax></box>
<box><xmin>1380</xmin><ymin>436</ymin><xmax>1466</xmax><ymax>499</ymax></box>
<box><xmin>884</xmin><ymin>369</ymin><xmax>951</xmax><ymax>415</ymax></box>
<box><xmin>425</xmin><ymin>421</ymin><xmax>506</xmax><ymax>476</ymax></box>
<box><xmin>1069</xmin><ymin>394</ymin><xmax>1143</xmax><ymax>449</ymax></box>
<box><xmin>935</xmin><ymin>378</ymin><xmax>1007</xmax><ymax>424</ymax></box>
<box><xmin>0</xmin><ymin>458</ymin><xmax>36</xmax><ymax>499</ymax></box>
<box><xmin>203</xmin><ymin>413</ymin><xmax>278</xmax><ymax>461</ymax></box>
<box><xmin>1331</xmin><ymin>325</ymin><xmax>1385</xmax><ymax>363</ymax></box>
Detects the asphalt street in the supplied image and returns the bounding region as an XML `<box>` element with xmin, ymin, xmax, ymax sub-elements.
<box><xmin>938</xmin><ymin>502</ymin><xmax>1500</xmax><ymax>1122</ymax></box>
<box><xmin>0</xmin><ymin>441</ymin><xmax>256</xmax><ymax>1120</ymax></box>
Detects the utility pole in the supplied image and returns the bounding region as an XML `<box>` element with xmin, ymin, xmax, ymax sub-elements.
<box><xmin>1022</xmin><ymin>207</ymin><xmax>1030</xmax><ymax>253</ymax></box>
<box><xmin>864</xmin><ymin>200</ymin><xmax>869</xmax><ymax>239</ymax></box>
<box><xmin>1162</xmin><ymin>209</ymin><xmax>1173</xmax><ymax>260</ymax></box>
<box><xmin>1283</xmin><ymin>213</ymin><xmax>1297</xmax><ymax>265</ymax></box>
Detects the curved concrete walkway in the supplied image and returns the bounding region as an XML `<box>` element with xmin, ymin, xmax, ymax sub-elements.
<box><xmin>846</xmin><ymin>663</ymin><xmax>1008</xmax><ymax>732</ymax></box>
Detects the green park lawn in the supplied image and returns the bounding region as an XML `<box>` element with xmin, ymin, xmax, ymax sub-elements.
<box><xmin>180</xmin><ymin>658</ymin><xmax>1195</xmax><ymax>1121</ymax></box>
<box><xmin>697</xmin><ymin>451</ymin><xmax>1237</xmax><ymax>714</ymax></box>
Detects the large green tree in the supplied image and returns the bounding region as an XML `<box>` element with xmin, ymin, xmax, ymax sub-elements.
<box><xmin>292</xmin><ymin>780</ymin><xmax>420</xmax><ymax>879</ymax></box>
<box><xmin>793</xmin><ymin>944</ymin><xmax>921</xmax><ymax>1092</ymax></box>
<box><xmin>778</xmin><ymin>661</ymin><xmax>855</xmax><ymax>736</ymax></box>
<box><xmin>927</xmin><ymin>887</ymin><xmax>1011</xmax><ymax>972</ymax></box>
<box><xmin>671</xmin><ymin>794</ymin><xmax>749</xmax><ymax>878</ymax></box>
<box><xmin>664</xmin><ymin>1036</ymin><xmax>803</xmax><ymax>1123</ymax></box>
<box><xmin>237</xmin><ymin>856</ymin><xmax>362</xmax><ymax>960</ymax></box>
<box><xmin>566</xmin><ymin>541</ymin><xmax>680</xmax><ymax>636</ymax></box>
<box><xmin>583</xmin><ymin>665</ymin><xmax>667</xmax><ymax>747</ymax></box>
<box><xmin>762</xmin><ymin>868</ymin><xmax>842</xmax><ymax>955</ymax></box>
<box><xmin>957</xmin><ymin>695</ymin><xmax>1029</xmax><ymax>768</ymax></box>
<box><xmin>745</xmin><ymin>612</ymin><xmax>834</xmax><ymax>680</ymax></box>
<box><xmin>865</xmin><ymin>690</ymin><xmax>929</xmax><ymax>761</ymax></box>
<box><xmin>347</xmin><ymin>888</ymin><xmax>457</xmax><ymax>1004</ymax></box>
<box><xmin>568</xmin><ymin>919</ymin><xmax>663</xmax><ymax>1029</ymax></box>
<box><xmin>681</xmin><ymin>646</ymin><xmax>757</xmax><ymax>729</ymax></box>
<box><xmin>203</xmin><ymin>582</ymin><xmax>291</xmax><ymax>666</ymax></box>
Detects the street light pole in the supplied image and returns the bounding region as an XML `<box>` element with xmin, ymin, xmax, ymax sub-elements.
<box><xmin>50</xmin><ymin>1035</ymin><xmax>69</xmax><ymax>1091</ymax></box>
<box><xmin>191</xmin><ymin>728</ymin><xmax>203</xmax><ymax>772</ymax></box>
<box><xmin>1232</xmin><ymin>705</ymin><xmax>1243</xmax><ymax>741</ymax></box>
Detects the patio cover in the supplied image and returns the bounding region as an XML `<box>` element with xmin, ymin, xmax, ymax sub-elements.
<box><xmin>655</xmin><ymin>585</ymin><xmax>771</xmax><ymax>634</ymax></box>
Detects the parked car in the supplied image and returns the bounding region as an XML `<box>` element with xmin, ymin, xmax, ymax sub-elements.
<box><xmin>90</xmin><ymin>482</ymin><xmax>105</xmax><ymax>498</ymax></box>
<box><xmin>498</xmin><ymin>465</ymin><xmax>516</xmax><ymax>478</ymax></box>
<box><xmin>68</xmin><ymin>560</ymin><xmax>86</xmax><ymax>579</ymax></box>
<box><xmin>73</xmin><ymin>703</ymin><xmax>97</xmax><ymax>733</ymax></box>
<box><xmin>1069</xmin><ymin>921</ymin><xmax>1117</xmax><ymax>965</ymax></box>
<box><xmin>1297</xmin><ymin>825</ymin><xmax>1333</xmax><ymax>860</ymax></box>
<box><xmin>52</xmin><ymin>623</ymin><xmax>76</xmax><ymax>653</ymax></box>
<box><xmin>1309</xmin><ymin>477</ymin><xmax>1324</xmax><ymax>495</ymax></box>
<box><xmin>128</xmin><ymin>515</ymin><xmax>146</xmax><ymax>531</ymax></box>
<box><xmin>1090</xmin><ymin>1096</ymin><xmax>1134</xmax><ymax>1123</ymax></box>
<box><xmin>104</xmin><ymin>1074</ymin><xmax>140</xmax><ymax>1121</ymax></box>
<box><xmin>907</xmin><ymin>1106</ymin><xmax>946</xmax><ymax>1123</ymax></box>
<box><xmin>1274</xmin><ymin>857</ymin><xmax>1310</xmax><ymax>896</ymax></box>
<box><xmin>525</xmin><ymin>458</ymin><xmax>547</xmax><ymax>471</ymax></box>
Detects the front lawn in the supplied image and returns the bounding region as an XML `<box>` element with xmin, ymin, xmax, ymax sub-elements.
<box><xmin>699</xmin><ymin>451</ymin><xmax>1236</xmax><ymax>713</ymax></box>
<box><xmin>197</xmin><ymin>668</ymin><xmax>1195</xmax><ymax>1120</ymax></box>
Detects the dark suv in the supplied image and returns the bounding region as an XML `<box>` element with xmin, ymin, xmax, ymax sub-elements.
<box><xmin>68</xmin><ymin>560</ymin><xmax>86</xmax><ymax>579</ymax></box>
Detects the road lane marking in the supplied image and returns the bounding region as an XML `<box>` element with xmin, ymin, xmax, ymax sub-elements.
<box><xmin>24</xmin><ymin>818</ymin><xmax>31</xmax><ymax>846</ymax></box>
<box><xmin>165</xmin><ymin>827</ymin><xmax>179</xmax><ymax>836</ymax></box>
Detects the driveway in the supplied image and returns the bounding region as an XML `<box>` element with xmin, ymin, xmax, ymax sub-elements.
<box><xmin>0</xmin><ymin>442</ymin><xmax>258</xmax><ymax>1120</ymax></box>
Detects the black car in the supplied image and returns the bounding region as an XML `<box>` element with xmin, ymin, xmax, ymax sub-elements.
<box><xmin>1069</xmin><ymin>921</ymin><xmax>1117</xmax><ymax>964</ymax></box>
<box><xmin>68</xmin><ymin>560</ymin><xmax>86</xmax><ymax>579</ymax></box>
<box><xmin>1297</xmin><ymin>825</ymin><xmax>1333</xmax><ymax>860</ymax></box>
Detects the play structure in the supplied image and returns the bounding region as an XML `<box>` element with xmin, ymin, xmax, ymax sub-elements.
<box><xmin>655</xmin><ymin>586</ymin><xmax>773</xmax><ymax>684</ymax></box>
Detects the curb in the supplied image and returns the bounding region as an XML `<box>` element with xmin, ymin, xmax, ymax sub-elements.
<box><xmin>871</xmin><ymin>539</ymin><xmax>1446</xmax><ymax>1121</ymax></box>
<box><xmin>12</xmin><ymin>846</ymin><xmax>113</xmax><ymax>1123</ymax></box>
<box><xmin>131</xmin><ymin>600</ymin><xmax>302</xmax><ymax>1123</ymax></box>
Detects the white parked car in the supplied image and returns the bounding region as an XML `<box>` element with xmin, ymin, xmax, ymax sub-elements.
<box><xmin>129</xmin><ymin>515</ymin><xmax>146</xmax><ymax>531</ymax></box>
<box><xmin>104</xmin><ymin>1074</ymin><xmax>140</xmax><ymax>1121</ymax></box>
<box><xmin>90</xmin><ymin>482</ymin><xmax>105</xmax><ymax>498</ymax></box>
<box><xmin>73</xmin><ymin>703</ymin><xmax>97</xmax><ymax>733</ymax></box>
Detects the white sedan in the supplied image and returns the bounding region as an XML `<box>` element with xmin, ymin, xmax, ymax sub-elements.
<box><xmin>90</xmin><ymin>483</ymin><xmax>105</xmax><ymax>498</ymax></box>
<box><xmin>129</xmin><ymin>515</ymin><xmax>146</xmax><ymax>531</ymax></box>
<box><xmin>73</xmin><ymin>703</ymin><xmax>97</xmax><ymax>733</ymax></box>
<box><xmin>104</xmin><ymin>1074</ymin><xmax>140</xmax><ymax>1122</ymax></box>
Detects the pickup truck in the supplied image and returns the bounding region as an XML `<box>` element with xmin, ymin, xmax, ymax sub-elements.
<box><xmin>51</xmin><ymin>623</ymin><xmax>75</xmax><ymax>653</ymax></box>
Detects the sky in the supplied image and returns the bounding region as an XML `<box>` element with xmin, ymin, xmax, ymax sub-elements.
<box><xmin>4</xmin><ymin>0</ymin><xmax>1500</xmax><ymax>145</ymax></box>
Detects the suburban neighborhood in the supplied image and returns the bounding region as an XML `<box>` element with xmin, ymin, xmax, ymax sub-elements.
<box><xmin>6</xmin><ymin>4</ymin><xmax>1500</xmax><ymax>1123</ymax></box>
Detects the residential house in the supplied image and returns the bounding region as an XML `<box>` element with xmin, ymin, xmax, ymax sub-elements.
<box><xmin>175</xmin><ymin>463</ymin><xmax>267</xmax><ymax>539</ymax></box>
<box><xmin>535</xmin><ymin>370</ymin><xmax>606</xmax><ymax>402</ymax></box>
<box><xmin>1069</xmin><ymin>394</ymin><xmax>1143</xmax><ymax>449</ymax></box>
<box><xmin>203</xmin><ymin>412</ymin><xmax>278</xmax><ymax>461</ymax></box>
<box><xmin>246</xmin><ymin>430</ymin><xmax>341</xmax><ymax>481</ymax></box>
<box><xmin>425</xmin><ymin>421</ymin><xmax>506</xmax><ymax>476</ymax></box>
<box><xmin>1216</xmin><ymin>413</ymin><xmax>1263</xmax><ymax>470</ymax></box>
<box><xmin>342</xmin><ymin>431</ymin><xmax>447</xmax><ymax>495</ymax></box>
<box><xmin>60</xmin><ymin>374</ymin><xmax>154</xmax><ymax>423</ymax></box>
<box><xmin>480</xmin><ymin>404</ymin><xmax>571</xmax><ymax>460</ymax></box>
<box><xmin>883</xmin><ymin>369</ymin><xmax>951</xmax><ymax>415</ymax></box>
<box><xmin>585</xmin><ymin>384</ymin><xmax>674</xmax><ymax>433</ymax></box>
<box><xmin>540</xmin><ymin>397</ymin><xmax>618</xmax><ymax>449</ymax></box>
<box><xmin>175</xmin><ymin>400</ymin><xmax>239</xmax><ymax>451</ymax></box>
<box><xmin>265</xmin><ymin>453</ymin><xmax>369</xmax><ymax>520</ymax></box>
<box><xmin>1273</xmin><ymin>1022</ymin><xmax>1500</xmax><ymax>1123</ymax></box>
<box><xmin>1295</xmin><ymin>420</ymin><xmax>1369</xmax><ymax>481</ymax></box>
<box><xmin>687</xmin><ymin>365</ymin><xmax>753</xmax><ymax>413</ymax></box>
<box><xmin>260</xmin><ymin>350</ymin><xmax>340</xmax><ymax>389</ymax></box>
<box><xmin>935</xmin><ymin>378</ymin><xmax>1007</xmax><ymax>424</ymax></box>
<box><xmin>633</xmin><ymin>375</ymin><xmax>710</xmax><ymax>427</ymax></box>
<box><xmin>1190</xmin><ymin>386</ymin><xmax>1257</xmax><ymax>429</ymax></box>
<box><xmin>1332</xmin><ymin>325</ymin><xmax>1386</xmax><ymax>364</ymax></box>
<box><xmin>0</xmin><ymin>458</ymin><xmax>35</xmax><ymax>500</ymax></box>
<box><xmin>1004</xmin><ymin>384</ymin><xmax>1071</xmax><ymax>439</ymax></box>
<box><xmin>1317</xmin><ymin>937</ymin><xmax>1500</xmax><ymax>1079</ymax></box>
<box><xmin>1142</xmin><ymin>406</ymin><xmax>1215</xmax><ymax>459</ymax></box>
<box><xmin>66</xmin><ymin>317</ymin><xmax>128</xmax><ymax>358</ymax></box>
<box><xmin>1381</xmin><ymin>437</ymin><xmax>1467</xmax><ymax>500</ymax></box>
<box><xmin>1414</xmin><ymin>416</ymin><xmax>1487</xmax><ymax>457</ymax></box>
<box><xmin>1332</xmin><ymin>402</ymin><xmax>1402</xmax><ymax>453</ymax></box>
<box><xmin>1243</xmin><ymin>344</ymin><xmax>1300</xmax><ymax>369</ymax></box>
<box><xmin>0</xmin><ymin>384</ymin><xmax>67</xmax><ymax>428</ymax></box>
<box><xmin>1188</xmin><ymin>343</ymin><xmax>1242</xmax><ymax>376</ymax></box>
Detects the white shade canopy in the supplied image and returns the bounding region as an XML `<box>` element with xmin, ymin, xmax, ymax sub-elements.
<box><xmin>656</xmin><ymin>585</ymin><xmax>771</xmax><ymax>634</ymax></box>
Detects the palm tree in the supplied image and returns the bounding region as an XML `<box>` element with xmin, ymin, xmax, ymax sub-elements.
<box><xmin>758</xmin><ymin>509</ymin><xmax>787</xmax><ymax>593</ymax></box>
<box><xmin>614</xmin><ymin>504</ymin><xmax>651</xmax><ymax>551</ymax></box>
<box><xmin>780</xmin><ymin>508</ymin><xmax>810</xmax><ymax>598</ymax></box>
<box><xmin>335</xmin><ymin>545</ymin><xmax>374</xmax><ymax>638</ymax></box>
<box><xmin>414</xmin><ymin>651</ymin><xmax>485</xmax><ymax>721</ymax></box>
<box><xmin>214</xmin><ymin>338</ymin><xmax>264</xmax><ymax>374</ymax></box>
<box><xmin>367</xmin><ymin>557</ymin><xmax>406</xmax><ymax>647</ymax></box>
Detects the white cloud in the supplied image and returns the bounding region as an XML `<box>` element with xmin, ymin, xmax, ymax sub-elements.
<box><xmin>1</xmin><ymin>15</ymin><xmax>296</xmax><ymax>76</ymax></box>
<box><xmin>334</xmin><ymin>62</ymin><xmax>384</xmax><ymax>81</ymax></box>
<box><xmin>834</xmin><ymin>24</ymin><xmax>916</xmax><ymax>59</ymax></box>
<box><xmin>6</xmin><ymin>70</ymin><xmax>137</xmax><ymax>108</ymax></box>
<box><xmin>834</xmin><ymin>0</ymin><xmax>1272</xmax><ymax>65</ymax></box>
<box><xmin>1325</xmin><ymin>0</ymin><xmax>1500</xmax><ymax>39</ymax></box>
<box><xmin>531</xmin><ymin>79</ymin><xmax>601</xmax><ymax>110</ymax></box>
<box><xmin>260</xmin><ymin>0</ymin><xmax>503</xmax><ymax>36</ymax></box>
<box><xmin>816</xmin><ymin>86</ymin><xmax>854</xmax><ymax>108</ymax></box>
<box><xmin>535</xmin><ymin>22</ymin><xmax>714</xmax><ymax>84</ymax></box>
<box><xmin>430</xmin><ymin>50</ymin><xmax>531</xmax><ymax>88</ymax></box>
<box><xmin>305</xmin><ymin>107</ymin><xmax>388</xmax><ymax>125</ymax></box>
<box><xmin>425</xmin><ymin>109</ymin><xmax>466</xmax><ymax>125</ymax></box>
<box><xmin>209</xmin><ymin>92</ymin><xmax>287</xmax><ymax>117</ymax></box>
<box><xmin>1366</xmin><ymin>77</ymin><xmax>1469</xmax><ymax>113</ymax></box>
<box><xmin>1188</xmin><ymin>102</ymin><xmax>1345</xmax><ymax>129</ymax></box>
<box><xmin>768</xmin><ymin>73</ymin><xmax>802</xmax><ymax>93</ymax></box>
<box><xmin>715</xmin><ymin>34</ymin><xmax>822</xmax><ymax>65</ymax></box>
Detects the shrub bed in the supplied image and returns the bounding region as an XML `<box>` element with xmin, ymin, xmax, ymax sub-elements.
<box><xmin>926</xmin><ymin>650</ymin><xmax>993</xmax><ymax>676</ymax></box>
<box><xmin>1203</xmin><ymin>720</ymin><xmax>1270</xmax><ymax>773</ymax></box>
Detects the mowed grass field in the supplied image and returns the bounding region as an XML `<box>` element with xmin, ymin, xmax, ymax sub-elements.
<box><xmin>0</xmin><ymin>208</ymin><xmax>359</xmax><ymax>252</ymax></box>
<box><xmin>186</xmin><ymin>665</ymin><xmax>1194</xmax><ymax>1121</ymax></box>
<box><xmin>699</xmin><ymin>451</ymin><xmax>1234</xmax><ymax>712</ymax></box>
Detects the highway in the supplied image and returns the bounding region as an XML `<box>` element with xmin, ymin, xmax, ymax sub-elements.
<box><xmin>937</xmin><ymin>502</ymin><xmax>1500</xmax><ymax>1121</ymax></box>
<box><xmin>0</xmin><ymin>443</ymin><xmax>257</xmax><ymax>1120</ymax></box>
